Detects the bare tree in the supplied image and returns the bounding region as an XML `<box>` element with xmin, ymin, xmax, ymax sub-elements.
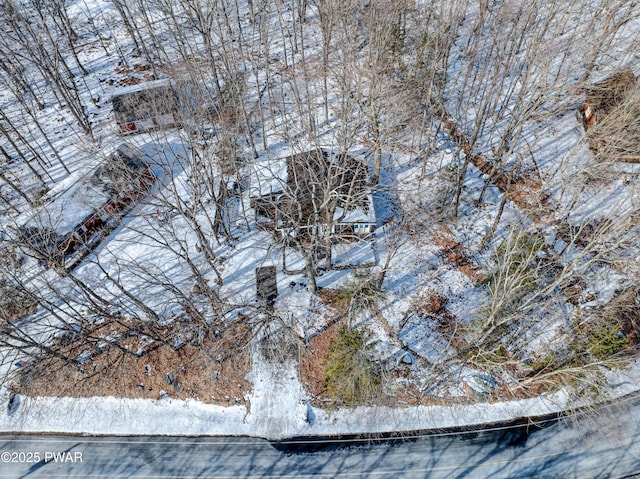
<box><xmin>1</xmin><ymin>0</ymin><xmax>93</xmax><ymax>136</ymax></box>
<box><xmin>252</xmin><ymin>148</ymin><xmax>373</xmax><ymax>294</ymax></box>
<box><xmin>577</xmin><ymin>0</ymin><xmax>639</xmax><ymax>83</ymax></box>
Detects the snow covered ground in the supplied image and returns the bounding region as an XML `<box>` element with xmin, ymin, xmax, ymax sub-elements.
<box><xmin>2</xmin><ymin>358</ymin><xmax>640</xmax><ymax>440</ymax></box>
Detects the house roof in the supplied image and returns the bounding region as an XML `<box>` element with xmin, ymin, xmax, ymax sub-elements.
<box><xmin>22</xmin><ymin>178</ymin><xmax>110</xmax><ymax>236</ymax></box>
<box><xmin>250</xmin><ymin>149</ymin><xmax>376</xmax><ymax>226</ymax></box>
<box><xmin>110</xmin><ymin>78</ymin><xmax>173</xmax><ymax>98</ymax></box>
<box><xmin>333</xmin><ymin>197</ymin><xmax>376</xmax><ymax>224</ymax></box>
<box><xmin>250</xmin><ymin>157</ymin><xmax>289</xmax><ymax>198</ymax></box>
<box><xmin>19</xmin><ymin>145</ymin><xmax>148</xmax><ymax>235</ymax></box>
<box><xmin>111</xmin><ymin>79</ymin><xmax>178</xmax><ymax>123</ymax></box>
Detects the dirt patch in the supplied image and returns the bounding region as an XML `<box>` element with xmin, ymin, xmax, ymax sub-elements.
<box><xmin>115</xmin><ymin>63</ymin><xmax>153</xmax><ymax>75</ymax></box>
<box><xmin>432</xmin><ymin>226</ymin><xmax>479</xmax><ymax>281</ymax></box>
<box><xmin>506</xmin><ymin>176</ymin><xmax>546</xmax><ymax>210</ymax></box>
<box><xmin>15</xmin><ymin>319</ymin><xmax>252</xmax><ymax>406</ymax></box>
<box><xmin>299</xmin><ymin>322</ymin><xmax>341</xmax><ymax>405</ymax></box>
<box><xmin>415</xmin><ymin>291</ymin><xmax>448</xmax><ymax>316</ymax></box>
<box><xmin>112</xmin><ymin>64</ymin><xmax>158</xmax><ymax>87</ymax></box>
<box><xmin>555</xmin><ymin>218</ymin><xmax>614</xmax><ymax>249</ymax></box>
<box><xmin>317</xmin><ymin>288</ymin><xmax>351</xmax><ymax>314</ymax></box>
<box><xmin>0</xmin><ymin>301</ymin><xmax>37</xmax><ymax>323</ymax></box>
<box><xmin>300</xmin><ymin>321</ymin><xmax>437</xmax><ymax>408</ymax></box>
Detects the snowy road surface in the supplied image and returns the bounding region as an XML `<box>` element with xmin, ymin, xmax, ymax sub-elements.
<box><xmin>1</xmin><ymin>394</ymin><xmax>639</xmax><ymax>479</ymax></box>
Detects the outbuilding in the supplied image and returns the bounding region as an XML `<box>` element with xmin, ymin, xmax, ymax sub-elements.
<box><xmin>16</xmin><ymin>144</ymin><xmax>154</xmax><ymax>269</ymax></box>
<box><xmin>112</xmin><ymin>79</ymin><xmax>179</xmax><ymax>135</ymax></box>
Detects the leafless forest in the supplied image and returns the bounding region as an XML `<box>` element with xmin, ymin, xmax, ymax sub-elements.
<box><xmin>1</xmin><ymin>0</ymin><xmax>640</xmax><ymax>409</ymax></box>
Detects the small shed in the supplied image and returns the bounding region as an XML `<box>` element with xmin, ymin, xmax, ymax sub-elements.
<box><xmin>256</xmin><ymin>266</ymin><xmax>278</xmax><ymax>307</ymax></box>
<box><xmin>111</xmin><ymin>79</ymin><xmax>179</xmax><ymax>135</ymax></box>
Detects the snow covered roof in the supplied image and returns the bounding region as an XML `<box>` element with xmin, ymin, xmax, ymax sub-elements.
<box><xmin>21</xmin><ymin>178</ymin><xmax>109</xmax><ymax>236</ymax></box>
<box><xmin>250</xmin><ymin>157</ymin><xmax>289</xmax><ymax>198</ymax></box>
<box><xmin>250</xmin><ymin>149</ymin><xmax>376</xmax><ymax>226</ymax></box>
<box><xmin>333</xmin><ymin>196</ymin><xmax>376</xmax><ymax>224</ymax></box>
<box><xmin>19</xmin><ymin>145</ymin><xmax>149</xmax><ymax>235</ymax></box>
<box><xmin>110</xmin><ymin>78</ymin><xmax>172</xmax><ymax>98</ymax></box>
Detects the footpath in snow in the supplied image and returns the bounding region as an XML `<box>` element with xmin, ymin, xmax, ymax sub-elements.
<box><xmin>244</xmin><ymin>328</ymin><xmax>307</xmax><ymax>439</ymax></box>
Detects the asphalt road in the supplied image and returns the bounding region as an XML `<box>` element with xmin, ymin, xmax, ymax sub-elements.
<box><xmin>1</xmin><ymin>396</ymin><xmax>640</xmax><ymax>479</ymax></box>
